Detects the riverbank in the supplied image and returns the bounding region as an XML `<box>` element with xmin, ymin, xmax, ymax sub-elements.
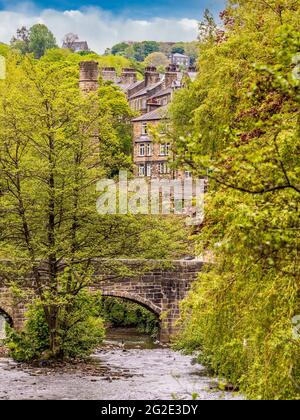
<box><xmin>0</xmin><ymin>328</ymin><xmax>243</xmax><ymax>400</ymax></box>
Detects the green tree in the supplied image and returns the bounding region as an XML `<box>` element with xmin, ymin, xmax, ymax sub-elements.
<box><xmin>11</xmin><ymin>24</ymin><xmax>57</xmax><ymax>58</ymax></box>
<box><xmin>184</xmin><ymin>41</ymin><xmax>199</xmax><ymax>65</ymax></box>
<box><xmin>144</xmin><ymin>52</ymin><xmax>169</xmax><ymax>68</ymax></box>
<box><xmin>143</xmin><ymin>41</ymin><xmax>160</xmax><ymax>57</ymax></box>
<box><xmin>111</xmin><ymin>42</ymin><xmax>130</xmax><ymax>56</ymax></box>
<box><xmin>168</xmin><ymin>0</ymin><xmax>300</xmax><ymax>400</ymax></box>
<box><xmin>0</xmin><ymin>54</ymin><xmax>190</xmax><ymax>359</ymax></box>
<box><xmin>133</xmin><ymin>43</ymin><xmax>145</xmax><ymax>62</ymax></box>
<box><xmin>0</xmin><ymin>43</ymin><xmax>10</xmax><ymax>57</ymax></box>
<box><xmin>10</xmin><ymin>26</ymin><xmax>30</xmax><ymax>55</ymax></box>
<box><xmin>171</xmin><ymin>43</ymin><xmax>185</xmax><ymax>54</ymax></box>
<box><xmin>28</xmin><ymin>24</ymin><xmax>58</xmax><ymax>58</ymax></box>
<box><xmin>198</xmin><ymin>8</ymin><xmax>218</xmax><ymax>43</ymax></box>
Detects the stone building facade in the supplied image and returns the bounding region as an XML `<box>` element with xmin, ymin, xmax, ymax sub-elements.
<box><xmin>132</xmin><ymin>106</ymin><xmax>172</xmax><ymax>178</ymax></box>
<box><xmin>79</xmin><ymin>61</ymin><xmax>197</xmax><ymax>180</ymax></box>
<box><xmin>170</xmin><ymin>53</ymin><xmax>190</xmax><ymax>67</ymax></box>
<box><xmin>128</xmin><ymin>65</ymin><xmax>196</xmax><ymax>179</ymax></box>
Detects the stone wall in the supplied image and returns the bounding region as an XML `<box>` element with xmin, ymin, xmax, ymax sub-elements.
<box><xmin>0</xmin><ymin>260</ymin><xmax>204</xmax><ymax>342</ymax></box>
<box><xmin>90</xmin><ymin>259</ymin><xmax>203</xmax><ymax>342</ymax></box>
<box><xmin>0</xmin><ymin>286</ymin><xmax>27</xmax><ymax>330</ymax></box>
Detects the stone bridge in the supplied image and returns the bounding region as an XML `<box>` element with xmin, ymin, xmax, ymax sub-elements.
<box><xmin>0</xmin><ymin>259</ymin><xmax>203</xmax><ymax>342</ymax></box>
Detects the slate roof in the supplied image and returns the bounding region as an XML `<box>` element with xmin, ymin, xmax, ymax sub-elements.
<box><xmin>132</xmin><ymin>105</ymin><xmax>169</xmax><ymax>122</ymax></box>
<box><xmin>117</xmin><ymin>80</ymin><xmax>144</xmax><ymax>93</ymax></box>
<box><xmin>148</xmin><ymin>87</ymin><xmax>173</xmax><ymax>100</ymax></box>
<box><xmin>129</xmin><ymin>80</ymin><xmax>164</xmax><ymax>100</ymax></box>
<box><xmin>172</xmin><ymin>53</ymin><xmax>189</xmax><ymax>58</ymax></box>
<box><xmin>63</xmin><ymin>41</ymin><xmax>89</xmax><ymax>52</ymax></box>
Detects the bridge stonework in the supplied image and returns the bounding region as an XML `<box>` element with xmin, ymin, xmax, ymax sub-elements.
<box><xmin>0</xmin><ymin>260</ymin><xmax>203</xmax><ymax>342</ymax></box>
<box><xmin>0</xmin><ymin>285</ymin><xmax>27</xmax><ymax>330</ymax></box>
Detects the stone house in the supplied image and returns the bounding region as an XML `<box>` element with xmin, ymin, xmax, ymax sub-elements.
<box><xmin>79</xmin><ymin>61</ymin><xmax>197</xmax><ymax>180</ymax></box>
<box><xmin>63</xmin><ymin>40</ymin><xmax>90</xmax><ymax>52</ymax></box>
<box><xmin>132</xmin><ymin>106</ymin><xmax>172</xmax><ymax>178</ymax></box>
<box><xmin>128</xmin><ymin>65</ymin><xmax>196</xmax><ymax>179</ymax></box>
<box><xmin>170</xmin><ymin>53</ymin><xmax>190</xmax><ymax>67</ymax></box>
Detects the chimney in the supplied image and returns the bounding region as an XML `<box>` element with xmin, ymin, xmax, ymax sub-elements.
<box><xmin>145</xmin><ymin>67</ymin><xmax>160</xmax><ymax>87</ymax></box>
<box><xmin>165</xmin><ymin>64</ymin><xmax>179</xmax><ymax>88</ymax></box>
<box><xmin>79</xmin><ymin>61</ymin><xmax>99</xmax><ymax>93</ymax></box>
<box><xmin>121</xmin><ymin>68</ymin><xmax>137</xmax><ymax>85</ymax></box>
<box><xmin>101</xmin><ymin>67</ymin><xmax>117</xmax><ymax>82</ymax></box>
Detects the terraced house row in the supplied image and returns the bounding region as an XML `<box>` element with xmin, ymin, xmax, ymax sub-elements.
<box><xmin>79</xmin><ymin>62</ymin><xmax>197</xmax><ymax>179</ymax></box>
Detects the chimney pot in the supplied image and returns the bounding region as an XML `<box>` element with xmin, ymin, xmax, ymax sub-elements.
<box><xmin>101</xmin><ymin>67</ymin><xmax>117</xmax><ymax>82</ymax></box>
<box><xmin>79</xmin><ymin>61</ymin><xmax>99</xmax><ymax>93</ymax></box>
<box><xmin>121</xmin><ymin>68</ymin><xmax>137</xmax><ymax>85</ymax></box>
<box><xmin>164</xmin><ymin>65</ymin><xmax>179</xmax><ymax>88</ymax></box>
<box><xmin>144</xmin><ymin>66</ymin><xmax>160</xmax><ymax>87</ymax></box>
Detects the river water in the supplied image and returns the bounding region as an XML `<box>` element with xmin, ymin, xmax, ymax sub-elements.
<box><xmin>0</xmin><ymin>328</ymin><xmax>242</xmax><ymax>400</ymax></box>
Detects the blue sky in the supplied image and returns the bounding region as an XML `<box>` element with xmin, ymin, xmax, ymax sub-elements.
<box><xmin>0</xmin><ymin>1</ymin><xmax>225</xmax><ymax>19</ymax></box>
<box><xmin>0</xmin><ymin>1</ymin><xmax>226</xmax><ymax>52</ymax></box>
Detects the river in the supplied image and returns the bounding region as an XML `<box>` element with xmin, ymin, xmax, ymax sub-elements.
<box><xmin>0</xmin><ymin>328</ymin><xmax>242</xmax><ymax>400</ymax></box>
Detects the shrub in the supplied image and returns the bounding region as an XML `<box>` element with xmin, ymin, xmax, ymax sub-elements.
<box><xmin>101</xmin><ymin>297</ymin><xmax>159</xmax><ymax>338</ymax></box>
<box><xmin>6</xmin><ymin>291</ymin><xmax>105</xmax><ymax>362</ymax></box>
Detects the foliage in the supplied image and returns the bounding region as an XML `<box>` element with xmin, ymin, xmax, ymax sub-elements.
<box><xmin>110</xmin><ymin>41</ymin><xmax>160</xmax><ymax>62</ymax></box>
<box><xmin>6</xmin><ymin>291</ymin><xmax>105</xmax><ymax>361</ymax></box>
<box><xmin>11</xmin><ymin>24</ymin><xmax>57</xmax><ymax>58</ymax></box>
<box><xmin>144</xmin><ymin>52</ymin><xmax>170</xmax><ymax>69</ymax></box>
<box><xmin>168</xmin><ymin>0</ymin><xmax>300</xmax><ymax>400</ymax></box>
<box><xmin>171</xmin><ymin>43</ymin><xmax>185</xmax><ymax>55</ymax></box>
<box><xmin>183</xmin><ymin>41</ymin><xmax>199</xmax><ymax>65</ymax></box>
<box><xmin>109</xmin><ymin>40</ymin><xmax>198</xmax><ymax>64</ymax></box>
<box><xmin>0</xmin><ymin>43</ymin><xmax>10</xmax><ymax>57</ymax></box>
<box><xmin>101</xmin><ymin>297</ymin><xmax>159</xmax><ymax>337</ymax></box>
<box><xmin>41</xmin><ymin>48</ymin><xmax>134</xmax><ymax>75</ymax></box>
<box><xmin>0</xmin><ymin>53</ymin><xmax>190</xmax><ymax>359</ymax></box>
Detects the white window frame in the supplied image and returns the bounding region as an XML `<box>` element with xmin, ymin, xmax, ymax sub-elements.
<box><xmin>160</xmin><ymin>143</ymin><xmax>170</xmax><ymax>156</ymax></box>
<box><xmin>146</xmin><ymin>163</ymin><xmax>152</xmax><ymax>177</ymax></box>
<box><xmin>159</xmin><ymin>162</ymin><xmax>170</xmax><ymax>175</ymax></box>
<box><xmin>139</xmin><ymin>143</ymin><xmax>145</xmax><ymax>157</ymax></box>
<box><xmin>146</xmin><ymin>143</ymin><xmax>152</xmax><ymax>156</ymax></box>
<box><xmin>138</xmin><ymin>165</ymin><xmax>145</xmax><ymax>177</ymax></box>
<box><xmin>185</xmin><ymin>171</ymin><xmax>192</xmax><ymax>179</ymax></box>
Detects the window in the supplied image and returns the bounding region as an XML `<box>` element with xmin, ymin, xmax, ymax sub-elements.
<box><xmin>139</xmin><ymin>144</ymin><xmax>145</xmax><ymax>157</ymax></box>
<box><xmin>185</xmin><ymin>171</ymin><xmax>192</xmax><ymax>179</ymax></box>
<box><xmin>146</xmin><ymin>143</ymin><xmax>152</xmax><ymax>156</ymax></box>
<box><xmin>159</xmin><ymin>163</ymin><xmax>170</xmax><ymax>175</ymax></box>
<box><xmin>160</xmin><ymin>144</ymin><xmax>170</xmax><ymax>156</ymax></box>
<box><xmin>146</xmin><ymin>164</ymin><xmax>152</xmax><ymax>177</ymax></box>
<box><xmin>138</xmin><ymin>165</ymin><xmax>145</xmax><ymax>177</ymax></box>
<box><xmin>141</xmin><ymin>123</ymin><xmax>148</xmax><ymax>136</ymax></box>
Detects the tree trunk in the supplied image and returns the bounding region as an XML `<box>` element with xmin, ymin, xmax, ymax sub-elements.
<box><xmin>45</xmin><ymin>305</ymin><xmax>59</xmax><ymax>358</ymax></box>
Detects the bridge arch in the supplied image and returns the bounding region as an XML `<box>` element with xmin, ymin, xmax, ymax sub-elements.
<box><xmin>0</xmin><ymin>306</ymin><xmax>14</xmax><ymax>327</ymax></box>
<box><xmin>101</xmin><ymin>291</ymin><xmax>162</xmax><ymax>317</ymax></box>
<box><xmin>0</xmin><ymin>307</ymin><xmax>13</xmax><ymax>340</ymax></box>
<box><xmin>0</xmin><ymin>259</ymin><xmax>204</xmax><ymax>342</ymax></box>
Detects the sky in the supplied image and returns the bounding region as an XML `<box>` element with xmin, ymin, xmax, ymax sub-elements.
<box><xmin>0</xmin><ymin>1</ymin><xmax>226</xmax><ymax>53</ymax></box>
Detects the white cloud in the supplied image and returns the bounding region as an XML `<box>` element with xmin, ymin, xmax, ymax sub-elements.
<box><xmin>0</xmin><ymin>6</ymin><xmax>199</xmax><ymax>53</ymax></box>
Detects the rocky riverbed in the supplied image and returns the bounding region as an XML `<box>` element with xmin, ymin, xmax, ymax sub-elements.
<box><xmin>0</xmin><ymin>328</ymin><xmax>243</xmax><ymax>400</ymax></box>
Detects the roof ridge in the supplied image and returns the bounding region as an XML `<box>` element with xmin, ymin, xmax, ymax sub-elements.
<box><xmin>132</xmin><ymin>104</ymin><xmax>169</xmax><ymax>122</ymax></box>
